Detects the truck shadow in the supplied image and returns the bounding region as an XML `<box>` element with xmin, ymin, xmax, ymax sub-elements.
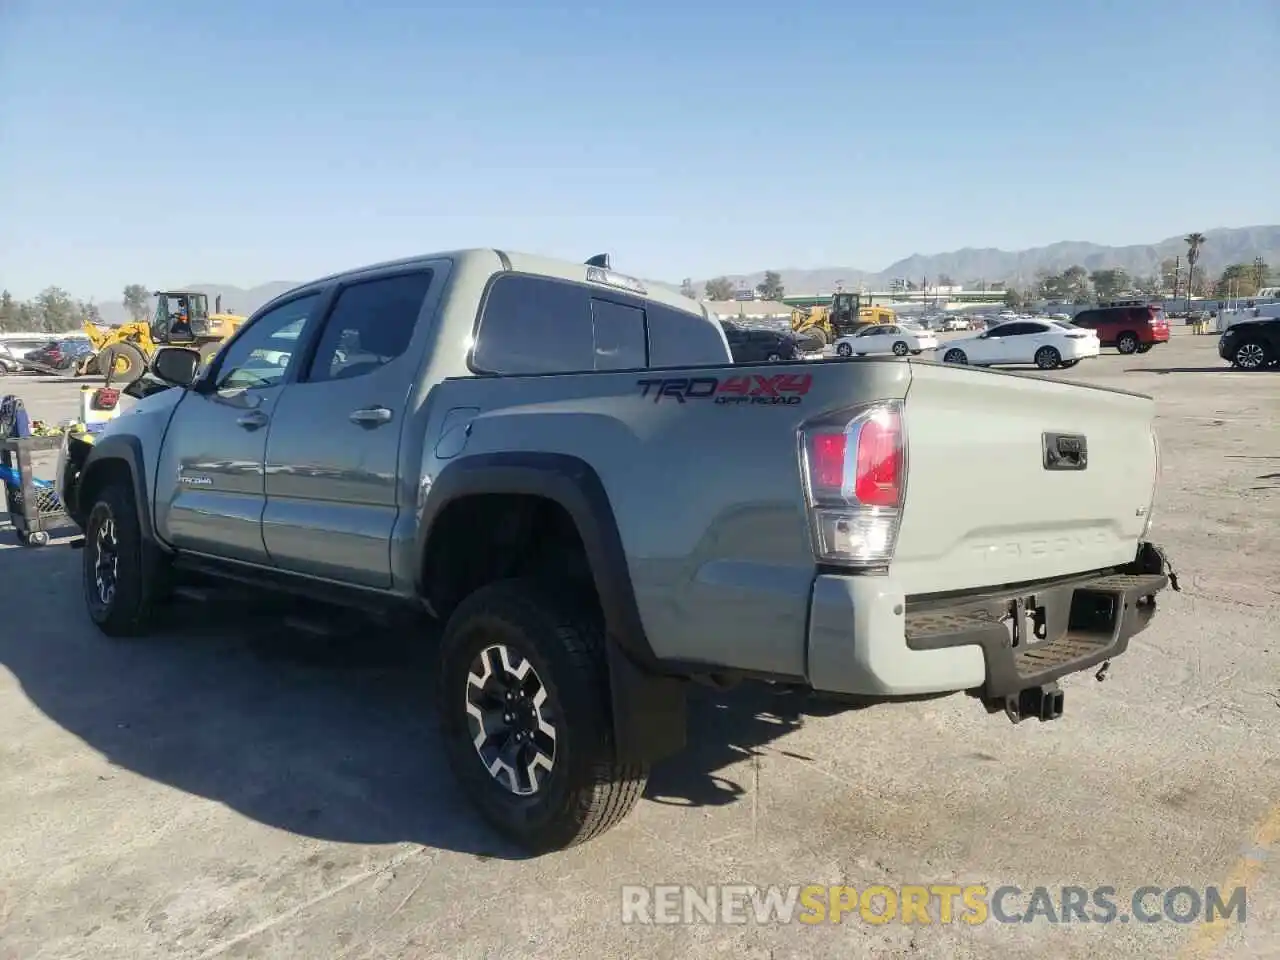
<box><xmin>0</xmin><ymin>539</ymin><xmax>824</xmax><ymax>860</ymax></box>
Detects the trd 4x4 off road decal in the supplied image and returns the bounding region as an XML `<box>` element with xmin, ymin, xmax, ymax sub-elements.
<box><xmin>637</xmin><ymin>373</ymin><xmax>813</xmax><ymax>405</ymax></box>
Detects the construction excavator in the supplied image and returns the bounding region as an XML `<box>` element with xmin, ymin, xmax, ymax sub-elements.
<box><xmin>81</xmin><ymin>291</ymin><xmax>247</xmax><ymax>383</ymax></box>
<box><xmin>790</xmin><ymin>292</ymin><xmax>896</xmax><ymax>349</ymax></box>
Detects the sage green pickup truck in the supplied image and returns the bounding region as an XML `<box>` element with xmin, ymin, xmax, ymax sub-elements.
<box><xmin>60</xmin><ymin>249</ymin><xmax>1176</xmax><ymax>853</ymax></box>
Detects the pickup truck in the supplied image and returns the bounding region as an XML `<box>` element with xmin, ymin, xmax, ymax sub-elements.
<box><xmin>59</xmin><ymin>249</ymin><xmax>1176</xmax><ymax>853</ymax></box>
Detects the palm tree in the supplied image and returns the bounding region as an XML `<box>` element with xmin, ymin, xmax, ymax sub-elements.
<box><xmin>1184</xmin><ymin>232</ymin><xmax>1207</xmax><ymax>298</ymax></box>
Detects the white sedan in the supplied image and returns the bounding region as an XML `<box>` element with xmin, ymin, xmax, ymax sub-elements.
<box><xmin>833</xmin><ymin>323</ymin><xmax>938</xmax><ymax>358</ymax></box>
<box><xmin>939</xmin><ymin>319</ymin><xmax>1100</xmax><ymax>370</ymax></box>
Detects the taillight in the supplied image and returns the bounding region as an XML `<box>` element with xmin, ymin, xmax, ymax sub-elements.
<box><xmin>798</xmin><ymin>400</ymin><xmax>905</xmax><ymax>567</ymax></box>
<box><xmin>91</xmin><ymin>388</ymin><xmax>119</xmax><ymax>411</ymax></box>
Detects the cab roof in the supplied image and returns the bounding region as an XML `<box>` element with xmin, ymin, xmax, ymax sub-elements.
<box><xmin>286</xmin><ymin>248</ymin><xmax>705</xmax><ymax>317</ymax></box>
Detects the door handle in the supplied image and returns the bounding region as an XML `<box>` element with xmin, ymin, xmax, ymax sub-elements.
<box><xmin>350</xmin><ymin>406</ymin><xmax>393</xmax><ymax>426</ymax></box>
<box><xmin>236</xmin><ymin>411</ymin><xmax>269</xmax><ymax>430</ymax></box>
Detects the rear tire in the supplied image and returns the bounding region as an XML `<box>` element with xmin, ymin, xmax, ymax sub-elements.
<box><xmin>98</xmin><ymin>342</ymin><xmax>147</xmax><ymax>384</ymax></box>
<box><xmin>1116</xmin><ymin>332</ymin><xmax>1139</xmax><ymax>355</ymax></box>
<box><xmin>1035</xmin><ymin>346</ymin><xmax>1061</xmax><ymax>369</ymax></box>
<box><xmin>943</xmin><ymin>348</ymin><xmax>968</xmax><ymax>364</ymax></box>
<box><xmin>892</xmin><ymin>341</ymin><xmax>909</xmax><ymax>356</ymax></box>
<box><xmin>1231</xmin><ymin>339</ymin><xmax>1272</xmax><ymax>370</ymax></box>
<box><xmin>439</xmin><ymin>579</ymin><xmax>648</xmax><ymax>854</ymax></box>
<box><xmin>836</xmin><ymin>342</ymin><xmax>853</xmax><ymax>357</ymax></box>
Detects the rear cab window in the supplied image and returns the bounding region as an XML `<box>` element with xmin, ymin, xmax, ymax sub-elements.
<box><xmin>471</xmin><ymin>274</ymin><xmax>728</xmax><ymax>374</ymax></box>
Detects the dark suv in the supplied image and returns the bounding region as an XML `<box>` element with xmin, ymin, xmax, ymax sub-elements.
<box><xmin>1071</xmin><ymin>302</ymin><xmax>1170</xmax><ymax>355</ymax></box>
<box><xmin>719</xmin><ymin>321</ymin><xmax>802</xmax><ymax>362</ymax></box>
<box><xmin>18</xmin><ymin>338</ymin><xmax>94</xmax><ymax>375</ymax></box>
<box><xmin>1218</xmin><ymin>318</ymin><xmax>1280</xmax><ymax>370</ymax></box>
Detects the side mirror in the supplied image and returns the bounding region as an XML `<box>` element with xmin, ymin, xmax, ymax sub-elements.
<box><xmin>151</xmin><ymin>346</ymin><xmax>202</xmax><ymax>388</ymax></box>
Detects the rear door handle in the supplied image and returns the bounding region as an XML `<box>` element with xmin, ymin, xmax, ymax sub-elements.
<box><xmin>236</xmin><ymin>411</ymin><xmax>269</xmax><ymax>430</ymax></box>
<box><xmin>350</xmin><ymin>406</ymin><xmax>393</xmax><ymax>426</ymax></box>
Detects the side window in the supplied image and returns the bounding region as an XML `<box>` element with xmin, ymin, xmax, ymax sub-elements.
<box><xmin>472</xmin><ymin>275</ymin><xmax>594</xmax><ymax>374</ymax></box>
<box><xmin>646</xmin><ymin>303</ymin><xmax>733</xmax><ymax>368</ymax></box>
<box><xmin>305</xmin><ymin>271</ymin><xmax>432</xmax><ymax>383</ymax></box>
<box><xmin>1073</xmin><ymin>312</ymin><xmax>1096</xmax><ymax>328</ymax></box>
<box><xmin>993</xmin><ymin>323</ymin><xmax>1028</xmax><ymax>336</ymax></box>
<box><xmin>589</xmin><ymin>299</ymin><xmax>647</xmax><ymax>370</ymax></box>
<box><xmin>215</xmin><ymin>294</ymin><xmax>321</xmax><ymax>391</ymax></box>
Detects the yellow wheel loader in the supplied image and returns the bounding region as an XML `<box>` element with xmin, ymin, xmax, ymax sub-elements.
<box><xmin>790</xmin><ymin>292</ymin><xmax>896</xmax><ymax>350</ymax></box>
<box><xmin>82</xmin><ymin>291</ymin><xmax>247</xmax><ymax>383</ymax></box>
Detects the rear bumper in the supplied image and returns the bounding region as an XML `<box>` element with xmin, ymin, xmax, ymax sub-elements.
<box><xmin>806</xmin><ymin>542</ymin><xmax>1173</xmax><ymax>699</ymax></box>
<box><xmin>1062</xmin><ymin>339</ymin><xmax>1100</xmax><ymax>359</ymax></box>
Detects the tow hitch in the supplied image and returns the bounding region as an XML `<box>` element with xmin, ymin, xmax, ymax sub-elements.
<box><xmin>1000</xmin><ymin>682</ymin><xmax>1064</xmax><ymax>723</ymax></box>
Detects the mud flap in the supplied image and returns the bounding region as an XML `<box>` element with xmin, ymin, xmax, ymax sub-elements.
<box><xmin>606</xmin><ymin>641</ymin><xmax>687</xmax><ymax>765</ymax></box>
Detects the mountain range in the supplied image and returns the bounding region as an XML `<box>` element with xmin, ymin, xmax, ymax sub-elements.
<box><xmin>85</xmin><ymin>225</ymin><xmax>1279</xmax><ymax>324</ymax></box>
<box><xmin>696</xmin><ymin>225</ymin><xmax>1280</xmax><ymax>297</ymax></box>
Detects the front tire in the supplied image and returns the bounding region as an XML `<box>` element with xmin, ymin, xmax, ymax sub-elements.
<box><xmin>439</xmin><ymin>579</ymin><xmax>648</xmax><ymax>853</ymax></box>
<box><xmin>83</xmin><ymin>483</ymin><xmax>168</xmax><ymax>636</ymax></box>
<box><xmin>892</xmin><ymin>341</ymin><xmax>909</xmax><ymax>356</ymax></box>
<box><xmin>836</xmin><ymin>342</ymin><xmax>853</xmax><ymax>358</ymax></box>
<box><xmin>943</xmin><ymin>348</ymin><xmax>968</xmax><ymax>364</ymax></box>
<box><xmin>1116</xmin><ymin>332</ymin><xmax>1139</xmax><ymax>355</ymax></box>
<box><xmin>1231</xmin><ymin>340</ymin><xmax>1272</xmax><ymax>370</ymax></box>
<box><xmin>98</xmin><ymin>342</ymin><xmax>148</xmax><ymax>384</ymax></box>
<box><xmin>1035</xmin><ymin>346</ymin><xmax>1062</xmax><ymax>369</ymax></box>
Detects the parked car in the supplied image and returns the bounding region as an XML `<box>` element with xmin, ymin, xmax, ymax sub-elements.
<box><xmin>1218</xmin><ymin>317</ymin><xmax>1280</xmax><ymax>370</ymax></box>
<box><xmin>0</xmin><ymin>336</ymin><xmax>56</xmax><ymax>361</ymax></box>
<box><xmin>942</xmin><ymin>317</ymin><xmax>971</xmax><ymax>331</ymax></box>
<box><xmin>19</xmin><ymin>338</ymin><xmax>96</xmax><ymax>376</ymax></box>
<box><xmin>60</xmin><ymin>248</ymin><xmax>1173</xmax><ymax>854</ymax></box>
<box><xmin>940</xmin><ymin>319</ymin><xmax>1100</xmax><ymax>370</ymax></box>
<box><xmin>0</xmin><ymin>342</ymin><xmax>19</xmax><ymax>375</ymax></box>
<box><xmin>1070</xmin><ymin>303</ymin><xmax>1170</xmax><ymax>354</ymax></box>
<box><xmin>719</xmin><ymin>321</ymin><xmax>802</xmax><ymax>362</ymax></box>
<box><xmin>834</xmin><ymin>323</ymin><xmax>938</xmax><ymax>357</ymax></box>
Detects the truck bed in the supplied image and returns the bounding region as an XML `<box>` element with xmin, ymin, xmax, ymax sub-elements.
<box><xmin>433</xmin><ymin>356</ymin><xmax>1159</xmax><ymax>677</ymax></box>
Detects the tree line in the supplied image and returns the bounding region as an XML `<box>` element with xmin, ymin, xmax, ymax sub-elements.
<box><xmin>1005</xmin><ymin>233</ymin><xmax>1271</xmax><ymax>308</ymax></box>
<box><xmin>688</xmin><ymin>234</ymin><xmax>1274</xmax><ymax>308</ymax></box>
<box><xmin>0</xmin><ymin>284</ymin><xmax>153</xmax><ymax>335</ymax></box>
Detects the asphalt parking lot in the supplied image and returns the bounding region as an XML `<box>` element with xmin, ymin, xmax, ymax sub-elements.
<box><xmin>1</xmin><ymin>328</ymin><xmax>1277</xmax><ymax>960</ymax></box>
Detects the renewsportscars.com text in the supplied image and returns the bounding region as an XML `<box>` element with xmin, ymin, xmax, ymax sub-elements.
<box><xmin>620</xmin><ymin>884</ymin><xmax>1247</xmax><ymax>926</ymax></box>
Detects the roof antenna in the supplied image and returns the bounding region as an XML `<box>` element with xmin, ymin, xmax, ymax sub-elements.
<box><xmin>585</xmin><ymin>254</ymin><xmax>610</xmax><ymax>269</ymax></box>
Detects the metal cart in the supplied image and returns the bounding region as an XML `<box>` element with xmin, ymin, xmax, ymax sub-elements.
<box><xmin>2</xmin><ymin>434</ymin><xmax>71</xmax><ymax>546</ymax></box>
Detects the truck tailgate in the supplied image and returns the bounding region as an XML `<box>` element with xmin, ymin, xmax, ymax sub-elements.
<box><xmin>894</xmin><ymin>362</ymin><xmax>1157</xmax><ymax>593</ymax></box>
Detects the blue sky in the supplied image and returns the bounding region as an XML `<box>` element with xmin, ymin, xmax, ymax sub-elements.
<box><xmin>1</xmin><ymin>0</ymin><xmax>1276</xmax><ymax>300</ymax></box>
